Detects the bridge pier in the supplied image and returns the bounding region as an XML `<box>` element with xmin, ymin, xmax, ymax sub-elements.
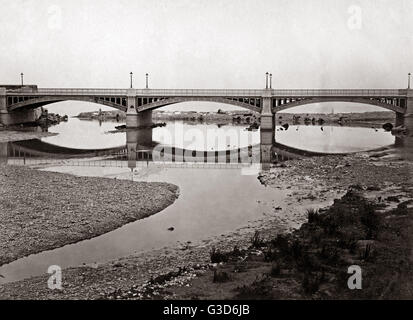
<box><xmin>260</xmin><ymin>127</ymin><xmax>274</xmax><ymax>145</ymax></box>
<box><xmin>1</xmin><ymin>87</ymin><xmax>42</xmax><ymax>126</ymax></box>
<box><xmin>126</xmin><ymin>109</ymin><xmax>153</xmax><ymax>128</ymax></box>
<box><xmin>126</xmin><ymin>128</ymin><xmax>154</xmax><ymax>170</ymax></box>
<box><xmin>395</xmin><ymin>112</ymin><xmax>404</xmax><ymax>127</ymax></box>
<box><xmin>0</xmin><ymin>108</ymin><xmax>43</xmax><ymax>126</ymax></box>
<box><xmin>403</xmin><ymin>89</ymin><xmax>413</xmax><ymax>130</ymax></box>
<box><xmin>260</xmin><ymin>94</ymin><xmax>276</xmax><ymax>163</ymax></box>
<box><xmin>260</xmin><ymin>95</ymin><xmax>275</xmax><ymax>131</ymax></box>
<box><xmin>126</xmin><ymin>90</ymin><xmax>152</xmax><ymax>128</ymax></box>
<box><xmin>260</xmin><ymin>130</ymin><xmax>274</xmax><ymax>169</ymax></box>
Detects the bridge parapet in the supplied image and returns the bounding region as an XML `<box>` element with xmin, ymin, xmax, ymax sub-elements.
<box><xmin>6</xmin><ymin>88</ymin><xmax>128</xmax><ymax>96</ymax></box>
<box><xmin>271</xmin><ymin>89</ymin><xmax>405</xmax><ymax>97</ymax></box>
<box><xmin>4</xmin><ymin>88</ymin><xmax>407</xmax><ymax>98</ymax></box>
<box><xmin>134</xmin><ymin>89</ymin><xmax>264</xmax><ymax>97</ymax></box>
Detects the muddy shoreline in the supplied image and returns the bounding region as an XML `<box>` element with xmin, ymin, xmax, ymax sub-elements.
<box><xmin>0</xmin><ymin>147</ymin><xmax>410</xmax><ymax>299</ymax></box>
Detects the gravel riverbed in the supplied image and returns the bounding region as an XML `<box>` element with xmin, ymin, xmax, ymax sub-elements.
<box><xmin>0</xmin><ymin>164</ymin><xmax>179</xmax><ymax>266</ymax></box>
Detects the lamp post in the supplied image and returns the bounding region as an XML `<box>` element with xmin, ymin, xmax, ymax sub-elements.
<box><xmin>130</xmin><ymin>72</ymin><xmax>133</xmax><ymax>88</ymax></box>
<box><xmin>265</xmin><ymin>72</ymin><xmax>269</xmax><ymax>89</ymax></box>
<box><xmin>408</xmin><ymin>72</ymin><xmax>411</xmax><ymax>89</ymax></box>
<box><xmin>20</xmin><ymin>73</ymin><xmax>24</xmax><ymax>86</ymax></box>
<box><xmin>145</xmin><ymin>73</ymin><xmax>149</xmax><ymax>89</ymax></box>
<box><xmin>270</xmin><ymin>73</ymin><xmax>272</xmax><ymax>89</ymax></box>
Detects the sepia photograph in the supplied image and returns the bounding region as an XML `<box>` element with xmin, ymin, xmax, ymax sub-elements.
<box><xmin>0</xmin><ymin>0</ymin><xmax>412</xmax><ymax>312</ymax></box>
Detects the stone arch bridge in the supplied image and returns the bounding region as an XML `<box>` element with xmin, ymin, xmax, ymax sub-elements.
<box><xmin>1</xmin><ymin>86</ymin><xmax>412</xmax><ymax>129</ymax></box>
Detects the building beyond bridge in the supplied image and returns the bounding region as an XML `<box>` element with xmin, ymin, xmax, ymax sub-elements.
<box><xmin>1</xmin><ymin>86</ymin><xmax>412</xmax><ymax>130</ymax></box>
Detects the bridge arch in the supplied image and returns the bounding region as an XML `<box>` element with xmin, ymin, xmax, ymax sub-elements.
<box><xmin>138</xmin><ymin>96</ymin><xmax>261</xmax><ymax>113</ymax></box>
<box><xmin>273</xmin><ymin>97</ymin><xmax>405</xmax><ymax>114</ymax></box>
<box><xmin>8</xmin><ymin>96</ymin><xmax>127</xmax><ymax>112</ymax></box>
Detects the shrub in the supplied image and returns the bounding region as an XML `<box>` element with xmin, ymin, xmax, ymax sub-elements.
<box><xmin>349</xmin><ymin>184</ymin><xmax>363</xmax><ymax>191</ymax></box>
<box><xmin>291</xmin><ymin>240</ymin><xmax>303</xmax><ymax>260</ymax></box>
<box><xmin>250</xmin><ymin>231</ymin><xmax>265</xmax><ymax>248</ymax></box>
<box><xmin>231</xmin><ymin>245</ymin><xmax>243</xmax><ymax>257</ymax></box>
<box><xmin>210</xmin><ymin>247</ymin><xmax>228</xmax><ymax>263</ymax></box>
<box><xmin>264</xmin><ymin>247</ymin><xmax>278</xmax><ymax>262</ymax></box>
<box><xmin>213</xmin><ymin>270</ymin><xmax>231</xmax><ymax>283</ymax></box>
<box><xmin>392</xmin><ymin>201</ymin><xmax>408</xmax><ymax>216</ymax></box>
<box><xmin>319</xmin><ymin>244</ymin><xmax>339</xmax><ymax>264</ymax></box>
<box><xmin>347</xmin><ymin>239</ymin><xmax>358</xmax><ymax>254</ymax></box>
<box><xmin>307</xmin><ymin>208</ymin><xmax>320</xmax><ymax>224</ymax></box>
<box><xmin>233</xmin><ymin>262</ymin><xmax>247</xmax><ymax>273</ymax></box>
<box><xmin>235</xmin><ymin>276</ymin><xmax>273</xmax><ymax>300</ymax></box>
<box><xmin>302</xmin><ymin>272</ymin><xmax>321</xmax><ymax>295</ymax></box>
<box><xmin>318</xmin><ymin>213</ymin><xmax>339</xmax><ymax>236</ymax></box>
<box><xmin>296</xmin><ymin>252</ymin><xmax>316</xmax><ymax>273</ymax></box>
<box><xmin>270</xmin><ymin>235</ymin><xmax>290</xmax><ymax>256</ymax></box>
<box><xmin>270</xmin><ymin>263</ymin><xmax>281</xmax><ymax>277</ymax></box>
<box><xmin>360</xmin><ymin>203</ymin><xmax>381</xmax><ymax>239</ymax></box>
<box><xmin>359</xmin><ymin>243</ymin><xmax>372</xmax><ymax>261</ymax></box>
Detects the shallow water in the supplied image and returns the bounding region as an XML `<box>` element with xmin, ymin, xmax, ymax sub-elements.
<box><xmin>0</xmin><ymin>164</ymin><xmax>285</xmax><ymax>283</ymax></box>
<box><xmin>40</xmin><ymin>118</ymin><xmax>394</xmax><ymax>153</ymax></box>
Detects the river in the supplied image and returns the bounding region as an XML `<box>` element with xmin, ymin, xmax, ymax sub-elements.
<box><xmin>0</xmin><ymin>117</ymin><xmax>396</xmax><ymax>283</ymax></box>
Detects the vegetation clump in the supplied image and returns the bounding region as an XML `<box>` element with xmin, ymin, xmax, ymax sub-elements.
<box><xmin>213</xmin><ymin>270</ymin><xmax>231</xmax><ymax>283</ymax></box>
<box><xmin>250</xmin><ymin>231</ymin><xmax>265</xmax><ymax>248</ymax></box>
<box><xmin>258</xmin><ymin>190</ymin><xmax>387</xmax><ymax>297</ymax></box>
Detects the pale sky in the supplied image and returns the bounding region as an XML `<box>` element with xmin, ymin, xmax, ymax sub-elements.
<box><xmin>1</xmin><ymin>0</ymin><xmax>412</xmax><ymax>113</ymax></box>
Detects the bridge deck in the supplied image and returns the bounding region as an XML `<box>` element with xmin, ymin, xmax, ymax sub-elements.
<box><xmin>5</xmin><ymin>88</ymin><xmax>407</xmax><ymax>97</ymax></box>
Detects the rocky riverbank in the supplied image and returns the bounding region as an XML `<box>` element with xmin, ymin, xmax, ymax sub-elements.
<box><xmin>0</xmin><ymin>164</ymin><xmax>179</xmax><ymax>267</ymax></box>
<box><xmin>75</xmin><ymin>110</ymin><xmax>394</xmax><ymax>127</ymax></box>
<box><xmin>153</xmin><ymin>110</ymin><xmax>259</xmax><ymax>125</ymax></box>
<box><xmin>0</xmin><ymin>146</ymin><xmax>410</xmax><ymax>299</ymax></box>
<box><xmin>276</xmin><ymin>111</ymin><xmax>394</xmax><ymax>125</ymax></box>
<box><xmin>36</xmin><ymin>112</ymin><xmax>68</xmax><ymax>127</ymax></box>
<box><xmin>76</xmin><ymin>110</ymin><xmax>125</xmax><ymax>121</ymax></box>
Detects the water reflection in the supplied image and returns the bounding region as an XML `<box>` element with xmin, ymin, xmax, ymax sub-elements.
<box><xmin>0</xmin><ymin>128</ymin><xmax>287</xmax><ymax>284</ymax></box>
<box><xmin>3</xmin><ymin>119</ymin><xmax>402</xmax><ymax>170</ymax></box>
<box><xmin>0</xmin><ymin>120</ymin><xmax>411</xmax><ymax>284</ymax></box>
<box><xmin>275</xmin><ymin>124</ymin><xmax>394</xmax><ymax>153</ymax></box>
<box><xmin>2</xmin><ymin>127</ymin><xmax>335</xmax><ymax>173</ymax></box>
<box><xmin>41</xmin><ymin>119</ymin><xmax>397</xmax><ymax>153</ymax></box>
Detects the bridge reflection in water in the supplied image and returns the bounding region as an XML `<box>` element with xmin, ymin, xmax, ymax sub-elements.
<box><xmin>1</xmin><ymin>123</ymin><xmax>412</xmax><ymax>169</ymax></box>
<box><xmin>0</xmin><ymin>128</ymin><xmax>325</xmax><ymax>170</ymax></box>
